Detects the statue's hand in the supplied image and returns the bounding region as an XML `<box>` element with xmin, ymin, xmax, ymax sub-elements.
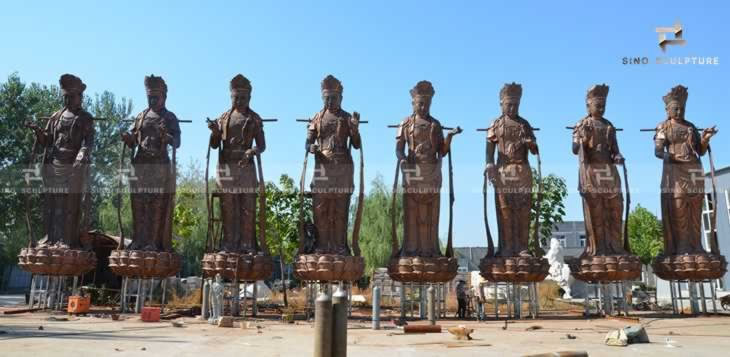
<box><xmin>702</xmin><ymin>126</ymin><xmax>717</xmax><ymax>143</ymax></box>
<box><xmin>613</xmin><ymin>154</ymin><xmax>625</xmax><ymax>165</ymax></box>
<box><xmin>207</xmin><ymin>120</ymin><xmax>221</xmax><ymax>137</ymax></box>
<box><xmin>121</xmin><ymin>131</ymin><xmax>135</xmax><ymax>147</ymax></box>
<box><xmin>26</xmin><ymin>122</ymin><xmax>44</xmax><ymax>138</ymax></box>
<box><xmin>309</xmin><ymin>143</ymin><xmax>320</xmax><ymax>154</ymax></box>
<box><xmin>244</xmin><ymin>148</ymin><xmax>256</xmax><ymax>161</ymax></box>
<box><xmin>159</xmin><ymin>124</ymin><xmax>168</xmax><ymax>144</ymax></box>
<box><xmin>485</xmin><ymin>163</ymin><xmax>497</xmax><ymax>184</ymax></box>
<box><xmin>448</xmin><ymin>126</ymin><xmax>463</xmax><ymax>137</ymax></box>
<box><xmin>351</xmin><ymin>111</ymin><xmax>360</xmax><ymax>130</ymax></box>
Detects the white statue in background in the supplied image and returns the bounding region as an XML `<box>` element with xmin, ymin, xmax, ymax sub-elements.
<box><xmin>546</xmin><ymin>238</ymin><xmax>573</xmax><ymax>299</ymax></box>
<box><xmin>208</xmin><ymin>274</ymin><xmax>224</xmax><ymax>324</ymax></box>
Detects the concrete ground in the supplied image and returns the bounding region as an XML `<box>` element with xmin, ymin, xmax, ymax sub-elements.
<box><xmin>2</xmin><ymin>309</ymin><xmax>730</xmax><ymax>357</ymax></box>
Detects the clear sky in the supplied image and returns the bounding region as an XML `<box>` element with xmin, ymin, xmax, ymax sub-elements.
<box><xmin>2</xmin><ymin>1</ymin><xmax>728</xmax><ymax>247</ymax></box>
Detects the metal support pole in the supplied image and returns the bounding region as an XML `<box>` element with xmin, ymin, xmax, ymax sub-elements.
<box><xmin>372</xmin><ymin>286</ymin><xmax>381</xmax><ymax>330</ymax></box>
<box><xmin>419</xmin><ymin>285</ymin><xmax>426</xmax><ymax>319</ymax></box>
<box><xmin>120</xmin><ymin>277</ymin><xmax>127</xmax><ymax>313</ymax></box>
<box><xmin>29</xmin><ymin>275</ymin><xmax>36</xmax><ymax>307</ymax></box>
<box><xmin>494</xmin><ymin>283</ymin><xmax>499</xmax><ymax>319</ymax></box>
<box><xmin>313</xmin><ymin>289</ymin><xmax>333</xmax><ymax>357</ymax></box>
<box><xmin>399</xmin><ymin>282</ymin><xmax>406</xmax><ymax>321</ymax></box>
<box><xmin>669</xmin><ymin>280</ymin><xmax>677</xmax><ymax>314</ymax></box>
<box><xmin>676</xmin><ymin>280</ymin><xmax>684</xmax><ymax>314</ymax></box>
<box><xmin>234</xmin><ymin>281</ymin><xmax>242</xmax><ymax>317</ymax></box>
<box><xmin>202</xmin><ymin>279</ymin><xmax>210</xmax><ymax>320</ymax></box>
<box><xmin>513</xmin><ymin>283</ymin><xmax>522</xmax><ymax>319</ymax></box>
<box><xmin>427</xmin><ymin>285</ymin><xmax>436</xmax><ymax>325</ymax></box>
<box><xmin>135</xmin><ymin>278</ymin><xmax>143</xmax><ymax>313</ymax></box>
<box><xmin>699</xmin><ymin>281</ymin><xmax>707</xmax><ymax>314</ymax></box>
<box><xmin>688</xmin><ymin>281</ymin><xmax>699</xmax><ymax>315</ymax></box>
<box><xmin>72</xmin><ymin>276</ymin><xmax>79</xmax><ymax>296</ymax></box>
<box><xmin>161</xmin><ymin>278</ymin><xmax>167</xmax><ymax>313</ymax></box>
<box><xmin>710</xmin><ymin>280</ymin><xmax>717</xmax><ymax>314</ymax></box>
<box><xmin>332</xmin><ymin>286</ymin><xmax>348</xmax><ymax>357</ymax></box>
<box><xmin>253</xmin><ymin>281</ymin><xmax>259</xmax><ymax>317</ymax></box>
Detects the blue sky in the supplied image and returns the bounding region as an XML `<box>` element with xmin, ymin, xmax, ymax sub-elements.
<box><xmin>2</xmin><ymin>1</ymin><xmax>728</xmax><ymax>247</ymax></box>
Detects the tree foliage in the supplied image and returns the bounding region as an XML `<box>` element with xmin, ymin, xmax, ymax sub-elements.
<box><xmin>529</xmin><ymin>170</ymin><xmax>568</xmax><ymax>255</ymax></box>
<box><xmin>627</xmin><ymin>204</ymin><xmax>663</xmax><ymax>265</ymax></box>
<box><xmin>264</xmin><ymin>174</ymin><xmax>311</xmax><ymax>264</ymax></box>
<box><xmin>349</xmin><ymin>174</ymin><xmax>403</xmax><ymax>278</ymax></box>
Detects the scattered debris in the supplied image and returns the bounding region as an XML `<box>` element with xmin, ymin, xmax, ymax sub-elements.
<box><xmin>502</xmin><ymin>321</ymin><xmax>508</xmax><ymax>330</ymax></box>
<box><xmin>562</xmin><ymin>334</ymin><xmax>577</xmax><ymax>340</ymax></box>
<box><xmin>403</xmin><ymin>325</ymin><xmax>441</xmax><ymax>334</ymax></box>
<box><xmin>665</xmin><ymin>337</ymin><xmax>680</xmax><ymax>348</ymax></box>
<box><xmin>523</xmin><ymin>351</ymin><xmax>588</xmax><ymax>357</ymax></box>
<box><xmin>272</xmin><ymin>336</ymin><xmax>283</xmax><ymax>340</ymax></box>
<box><xmin>114</xmin><ymin>348</ymin><xmax>123</xmax><ymax>352</ymax></box>
<box><xmin>140</xmin><ymin>347</ymin><xmax>146</xmax><ymax>351</ymax></box>
<box><xmin>171</xmin><ymin>321</ymin><xmax>184</xmax><ymax>328</ymax></box>
<box><xmin>217</xmin><ymin>316</ymin><xmax>234</xmax><ymax>328</ymax></box>
<box><xmin>37</xmin><ymin>326</ymin><xmax>44</xmax><ymax>331</ymax></box>
<box><xmin>111</xmin><ymin>314</ymin><xmax>120</xmax><ymax>321</ymax></box>
<box><xmin>605</xmin><ymin>328</ymin><xmax>628</xmax><ymax>346</ymax></box>
<box><xmin>1</xmin><ymin>308</ymin><xmax>41</xmax><ymax>315</ymax></box>
<box><xmin>525</xmin><ymin>325</ymin><xmax>543</xmax><ymax>331</ymax></box>
<box><xmin>447</xmin><ymin>325</ymin><xmax>474</xmax><ymax>340</ymax></box>
<box><xmin>46</xmin><ymin>316</ymin><xmax>68</xmax><ymax>321</ymax></box>
<box><xmin>392</xmin><ymin>318</ymin><xmax>408</xmax><ymax>327</ymax></box>
<box><xmin>624</xmin><ymin>325</ymin><xmax>649</xmax><ymax>344</ymax></box>
<box><xmin>446</xmin><ymin>342</ymin><xmax>491</xmax><ymax>348</ymax></box>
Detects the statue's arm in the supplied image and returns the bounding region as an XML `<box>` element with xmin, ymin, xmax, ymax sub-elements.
<box><xmin>253</xmin><ymin>119</ymin><xmax>266</xmax><ymax>154</ymax></box>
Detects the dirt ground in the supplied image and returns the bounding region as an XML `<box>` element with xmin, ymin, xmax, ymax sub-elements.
<box><xmin>2</xmin><ymin>309</ymin><xmax>730</xmax><ymax>357</ymax></box>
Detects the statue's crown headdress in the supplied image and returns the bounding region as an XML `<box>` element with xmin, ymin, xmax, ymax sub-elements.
<box><xmin>663</xmin><ymin>85</ymin><xmax>688</xmax><ymax>106</ymax></box>
<box><xmin>410</xmin><ymin>80</ymin><xmax>435</xmax><ymax>98</ymax></box>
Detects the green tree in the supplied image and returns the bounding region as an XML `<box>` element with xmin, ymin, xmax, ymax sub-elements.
<box><xmin>172</xmin><ymin>159</ymin><xmax>207</xmax><ymax>276</ymax></box>
<box><xmin>627</xmin><ymin>204</ymin><xmax>663</xmax><ymax>265</ymax></box>
<box><xmin>529</xmin><ymin>170</ymin><xmax>568</xmax><ymax>255</ymax></box>
<box><xmin>348</xmin><ymin>174</ymin><xmax>403</xmax><ymax>278</ymax></box>
<box><xmin>264</xmin><ymin>174</ymin><xmax>311</xmax><ymax>264</ymax></box>
<box><xmin>0</xmin><ymin>73</ymin><xmax>62</xmax><ymax>268</ymax></box>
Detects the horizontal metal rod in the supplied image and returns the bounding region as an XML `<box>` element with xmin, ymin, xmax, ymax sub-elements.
<box><xmin>640</xmin><ymin>128</ymin><xmax>709</xmax><ymax>132</ymax></box>
<box><xmin>565</xmin><ymin>126</ymin><xmax>623</xmax><ymax>131</ymax></box>
<box><xmin>388</xmin><ymin>124</ymin><xmax>454</xmax><ymax>130</ymax></box>
<box><xmin>476</xmin><ymin>127</ymin><xmax>540</xmax><ymax>131</ymax></box>
<box><xmin>122</xmin><ymin>119</ymin><xmax>192</xmax><ymax>123</ymax></box>
<box><xmin>296</xmin><ymin>118</ymin><xmax>368</xmax><ymax>123</ymax></box>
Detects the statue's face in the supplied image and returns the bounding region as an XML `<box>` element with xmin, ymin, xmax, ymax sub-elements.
<box><xmin>231</xmin><ymin>91</ymin><xmax>251</xmax><ymax>111</ymax></box>
<box><xmin>322</xmin><ymin>90</ymin><xmax>342</xmax><ymax>111</ymax></box>
<box><xmin>147</xmin><ymin>93</ymin><xmax>166</xmax><ymax>111</ymax></box>
<box><xmin>411</xmin><ymin>96</ymin><xmax>431</xmax><ymax>117</ymax></box>
<box><xmin>666</xmin><ymin>101</ymin><xmax>684</xmax><ymax>120</ymax></box>
<box><xmin>500</xmin><ymin>97</ymin><xmax>520</xmax><ymax>118</ymax></box>
<box><xmin>587</xmin><ymin>98</ymin><xmax>606</xmax><ymax>118</ymax></box>
<box><xmin>63</xmin><ymin>93</ymin><xmax>82</xmax><ymax>111</ymax></box>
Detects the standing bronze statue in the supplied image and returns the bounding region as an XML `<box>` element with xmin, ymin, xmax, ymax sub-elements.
<box><xmin>479</xmin><ymin>82</ymin><xmax>548</xmax><ymax>283</ymax></box>
<box><xmin>109</xmin><ymin>75</ymin><xmax>181</xmax><ymax>278</ymax></box>
<box><xmin>387</xmin><ymin>80</ymin><xmax>462</xmax><ymax>283</ymax></box>
<box><xmin>201</xmin><ymin>74</ymin><xmax>273</xmax><ymax>281</ymax></box>
<box><xmin>18</xmin><ymin>74</ymin><xmax>96</xmax><ymax>276</ymax></box>
<box><xmin>650</xmin><ymin>85</ymin><xmax>727</xmax><ymax>281</ymax></box>
<box><xmin>294</xmin><ymin>75</ymin><xmax>364</xmax><ymax>282</ymax></box>
<box><xmin>564</xmin><ymin>84</ymin><xmax>640</xmax><ymax>282</ymax></box>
